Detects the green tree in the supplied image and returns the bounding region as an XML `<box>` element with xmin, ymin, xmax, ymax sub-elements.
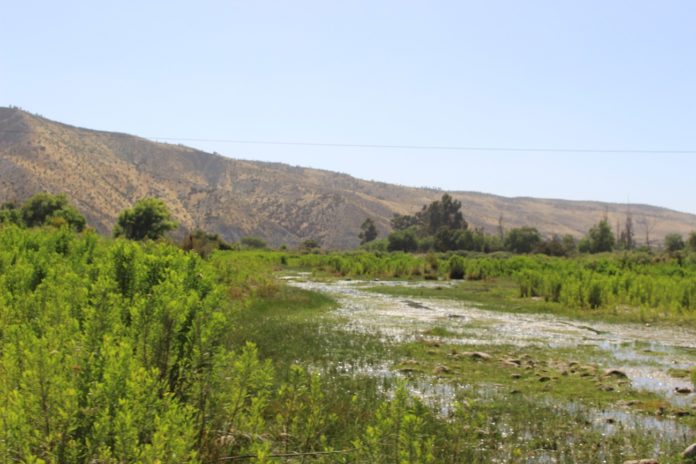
<box><xmin>581</xmin><ymin>218</ymin><xmax>615</xmax><ymax>253</ymax></box>
<box><xmin>390</xmin><ymin>213</ymin><xmax>419</xmax><ymax>231</ymax></box>
<box><xmin>361</xmin><ymin>237</ymin><xmax>388</xmax><ymax>252</ymax></box>
<box><xmin>664</xmin><ymin>233</ymin><xmax>685</xmax><ymax>252</ymax></box>
<box><xmin>689</xmin><ymin>231</ymin><xmax>696</xmax><ymax>252</ymax></box>
<box><xmin>20</xmin><ymin>192</ymin><xmax>86</xmax><ymax>231</ymax></box>
<box><xmin>471</xmin><ymin>228</ymin><xmax>504</xmax><ymax>253</ymax></box>
<box><xmin>182</xmin><ymin>229</ymin><xmax>231</xmax><ymax>257</ymax></box>
<box><xmin>113</xmin><ymin>198</ymin><xmax>177</xmax><ymax>240</ymax></box>
<box><xmin>240</xmin><ymin>236</ymin><xmax>267</xmax><ymax>249</ymax></box>
<box><xmin>448</xmin><ymin>255</ymin><xmax>466</xmax><ymax>279</ymax></box>
<box><xmin>417</xmin><ymin>193</ymin><xmax>467</xmax><ymax>234</ymax></box>
<box><xmin>537</xmin><ymin>234</ymin><xmax>577</xmax><ymax>257</ymax></box>
<box><xmin>434</xmin><ymin>227</ymin><xmax>474</xmax><ymax>252</ymax></box>
<box><xmin>387</xmin><ymin>228</ymin><xmax>418</xmax><ymax>252</ymax></box>
<box><xmin>300</xmin><ymin>238</ymin><xmax>321</xmax><ymax>250</ymax></box>
<box><xmin>617</xmin><ymin>212</ymin><xmax>635</xmax><ymax>250</ymax></box>
<box><xmin>561</xmin><ymin>234</ymin><xmax>578</xmax><ymax>255</ymax></box>
<box><xmin>359</xmin><ymin>218</ymin><xmax>378</xmax><ymax>244</ymax></box>
<box><xmin>0</xmin><ymin>201</ymin><xmax>20</xmax><ymax>225</ymax></box>
<box><xmin>504</xmin><ymin>227</ymin><xmax>541</xmax><ymax>254</ymax></box>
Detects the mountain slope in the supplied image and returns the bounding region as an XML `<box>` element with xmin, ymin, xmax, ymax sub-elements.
<box><xmin>1</xmin><ymin>107</ymin><xmax>694</xmax><ymax>248</ymax></box>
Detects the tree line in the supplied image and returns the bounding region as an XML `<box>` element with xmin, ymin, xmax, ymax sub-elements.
<box><xmin>0</xmin><ymin>193</ymin><xmax>176</xmax><ymax>240</ymax></box>
<box><xmin>3</xmin><ymin>192</ymin><xmax>695</xmax><ymax>256</ymax></box>
<box><xmin>358</xmin><ymin>194</ymin><xmax>696</xmax><ymax>256</ymax></box>
<box><xmin>0</xmin><ymin>193</ymin><xmax>327</xmax><ymax>255</ymax></box>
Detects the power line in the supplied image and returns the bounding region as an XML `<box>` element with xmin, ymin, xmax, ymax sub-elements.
<box><xmin>1</xmin><ymin>128</ymin><xmax>696</xmax><ymax>154</ymax></box>
<box><xmin>154</xmin><ymin>138</ymin><xmax>696</xmax><ymax>154</ymax></box>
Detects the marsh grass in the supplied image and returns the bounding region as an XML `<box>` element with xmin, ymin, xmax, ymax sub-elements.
<box><xmin>435</xmin><ymin>390</ymin><xmax>688</xmax><ymax>464</ymax></box>
<box><xmin>365</xmin><ymin>279</ymin><xmax>696</xmax><ymax>325</ymax></box>
<box><xmin>396</xmin><ymin>340</ymin><xmax>676</xmax><ymax>414</ymax></box>
<box><xmin>6</xmin><ymin>228</ymin><xmax>692</xmax><ymax>463</ymax></box>
<box><xmin>234</xmin><ymin>278</ymin><xmax>693</xmax><ymax>462</ymax></box>
<box><xmin>265</xmin><ymin>250</ymin><xmax>696</xmax><ymax>324</ymax></box>
<box><xmin>205</xmin><ymin>250</ymin><xmax>696</xmax><ymax>460</ymax></box>
<box><xmin>229</xmin><ymin>285</ymin><xmax>390</xmax><ymax>371</ymax></box>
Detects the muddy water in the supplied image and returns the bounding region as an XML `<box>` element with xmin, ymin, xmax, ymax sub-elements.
<box><xmin>288</xmin><ymin>277</ymin><xmax>696</xmax><ymax>438</ymax></box>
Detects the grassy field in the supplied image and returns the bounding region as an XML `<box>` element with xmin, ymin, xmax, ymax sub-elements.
<box><xmin>288</xmin><ymin>250</ymin><xmax>696</xmax><ymax>325</ymax></box>
<box><xmin>1</xmin><ymin>229</ymin><xmax>694</xmax><ymax>463</ymax></box>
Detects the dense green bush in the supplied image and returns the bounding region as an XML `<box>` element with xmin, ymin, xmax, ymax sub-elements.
<box><xmin>113</xmin><ymin>197</ymin><xmax>177</xmax><ymax>240</ymax></box>
<box><xmin>2</xmin><ymin>228</ymin><xmax>492</xmax><ymax>462</ymax></box>
<box><xmin>3</xmin><ymin>226</ymin><xmax>694</xmax><ymax>462</ymax></box>
<box><xmin>448</xmin><ymin>255</ymin><xmax>465</xmax><ymax>279</ymax></box>
<box><xmin>580</xmin><ymin>218</ymin><xmax>615</xmax><ymax>253</ymax></box>
<box><xmin>0</xmin><ymin>193</ymin><xmax>86</xmax><ymax>231</ymax></box>
<box><xmin>664</xmin><ymin>233</ymin><xmax>685</xmax><ymax>252</ymax></box>
<box><xmin>504</xmin><ymin>227</ymin><xmax>541</xmax><ymax>254</ymax></box>
<box><xmin>388</xmin><ymin>228</ymin><xmax>419</xmax><ymax>252</ymax></box>
<box><xmin>285</xmin><ymin>248</ymin><xmax>696</xmax><ymax>317</ymax></box>
<box><xmin>240</xmin><ymin>235</ymin><xmax>268</xmax><ymax>249</ymax></box>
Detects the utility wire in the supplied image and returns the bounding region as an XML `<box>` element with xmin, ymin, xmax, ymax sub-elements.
<box><xmin>1</xmin><ymin>129</ymin><xmax>695</xmax><ymax>154</ymax></box>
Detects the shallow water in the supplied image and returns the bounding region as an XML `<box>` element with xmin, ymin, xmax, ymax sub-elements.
<box><xmin>291</xmin><ymin>278</ymin><xmax>696</xmax><ymax>404</ymax></box>
<box><xmin>288</xmin><ymin>277</ymin><xmax>696</xmax><ymax>439</ymax></box>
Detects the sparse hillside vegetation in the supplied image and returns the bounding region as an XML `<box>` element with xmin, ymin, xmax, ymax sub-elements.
<box><xmin>2</xmin><ymin>107</ymin><xmax>696</xmax><ymax>248</ymax></box>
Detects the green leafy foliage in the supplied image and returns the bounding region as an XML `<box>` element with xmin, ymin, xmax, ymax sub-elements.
<box><xmin>689</xmin><ymin>231</ymin><xmax>696</xmax><ymax>252</ymax></box>
<box><xmin>2</xmin><ymin>192</ymin><xmax>86</xmax><ymax>231</ymax></box>
<box><xmin>355</xmin><ymin>383</ymin><xmax>435</xmax><ymax>464</ymax></box>
<box><xmin>390</xmin><ymin>213</ymin><xmax>419</xmax><ymax>231</ymax></box>
<box><xmin>0</xmin><ymin>201</ymin><xmax>21</xmax><ymax>224</ymax></box>
<box><xmin>388</xmin><ymin>194</ymin><xmax>472</xmax><ymax>253</ymax></box>
<box><xmin>300</xmin><ymin>238</ymin><xmax>322</xmax><ymax>251</ymax></box>
<box><xmin>388</xmin><ymin>228</ymin><xmax>419</xmax><ymax>252</ymax></box>
<box><xmin>290</xmin><ymin>249</ymin><xmax>696</xmax><ymax>320</ymax></box>
<box><xmin>664</xmin><ymin>233</ymin><xmax>685</xmax><ymax>252</ymax></box>
<box><xmin>3</xmin><ymin>226</ymin><xmax>693</xmax><ymax>463</ymax></box>
<box><xmin>416</xmin><ymin>193</ymin><xmax>467</xmax><ymax>234</ymax></box>
<box><xmin>536</xmin><ymin>234</ymin><xmax>577</xmax><ymax>257</ymax></box>
<box><xmin>509</xmin><ymin>253</ymin><xmax>696</xmax><ymax>316</ymax></box>
<box><xmin>385</xmin><ymin>194</ymin><xmax>544</xmax><ymax>254</ymax></box>
<box><xmin>504</xmin><ymin>227</ymin><xmax>542</xmax><ymax>254</ymax></box>
<box><xmin>113</xmin><ymin>197</ymin><xmax>177</xmax><ymax>240</ymax></box>
<box><xmin>0</xmin><ymin>228</ymin><xmax>463</xmax><ymax>463</ymax></box>
<box><xmin>359</xmin><ymin>217</ymin><xmax>378</xmax><ymax>244</ymax></box>
<box><xmin>580</xmin><ymin>217</ymin><xmax>615</xmax><ymax>253</ymax></box>
<box><xmin>182</xmin><ymin>229</ymin><xmax>231</xmax><ymax>257</ymax></box>
<box><xmin>0</xmin><ymin>227</ymin><xmax>206</xmax><ymax>462</ymax></box>
<box><xmin>240</xmin><ymin>236</ymin><xmax>268</xmax><ymax>249</ymax></box>
<box><xmin>448</xmin><ymin>255</ymin><xmax>465</xmax><ymax>279</ymax></box>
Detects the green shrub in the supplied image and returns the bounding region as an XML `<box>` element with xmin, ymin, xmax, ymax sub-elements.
<box><xmin>20</xmin><ymin>192</ymin><xmax>86</xmax><ymax>231</ymax></box>
<box><xmin>113</xmin><ymin>197</ymin><xmax>176</xmax><ymax>240</ymax></box>
<box><xmin>587</xmin><ymin>281</ymin><xmax>603</xmax><ymax>309</ymax></box>
<box><xmin>448</xmin><ymin>255</ymin><xmax>465</xmax><ymax>279</ymax></box>
<box><xmin>240</xmin><ymin>236</ymin><xmax>268</xmax><ymax>249</ymax></box>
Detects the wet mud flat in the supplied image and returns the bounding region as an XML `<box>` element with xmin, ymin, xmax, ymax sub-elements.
<box><xmin>287</xmin><ymin>277</ymin><xmax>696</xmax><ymax>461</ymax></box>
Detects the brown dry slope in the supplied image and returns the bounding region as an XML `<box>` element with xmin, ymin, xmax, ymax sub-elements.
<box><xmin>1</xmin><ymin>107</ymin><xmax>694</xmax><ymax>248</ymax></box>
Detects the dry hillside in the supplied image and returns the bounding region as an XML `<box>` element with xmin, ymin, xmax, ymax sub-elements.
<box><xmin>1</xmin><ymin>107</ymin><xmax>694</xmax><ymax>248</ymax></box>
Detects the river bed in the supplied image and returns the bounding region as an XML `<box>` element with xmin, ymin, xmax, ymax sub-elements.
<box><xmin>286</xmin><ymin>276</ymin><xmax>696</xmax><ymax>445</ymax></box>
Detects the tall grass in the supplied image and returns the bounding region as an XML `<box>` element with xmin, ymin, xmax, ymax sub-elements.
<box><xmin>261</xmin><ymin>249</ymin><xmax>696</xmax><ymax>320</ymax></box>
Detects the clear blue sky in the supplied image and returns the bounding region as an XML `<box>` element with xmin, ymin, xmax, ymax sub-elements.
<box><xmin>2</xmin><ymin>1</ymin><xmax>696</xmax><ymax>213</ymax></box>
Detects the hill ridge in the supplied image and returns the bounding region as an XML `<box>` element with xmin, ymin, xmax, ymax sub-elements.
<box><xmin>1</xmin><ymin>107</ymin><xmax>694</xmax><ymax>248</ymax></box>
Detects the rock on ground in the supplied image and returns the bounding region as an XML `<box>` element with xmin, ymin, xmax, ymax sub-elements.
<box><xmin>683</xmin><ymin>443</ymin><xmax>696</xmax><ymax>459</ymax></box>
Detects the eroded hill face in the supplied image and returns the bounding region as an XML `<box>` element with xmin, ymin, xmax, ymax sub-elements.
<box><xmin>1</xmin><ymin>107</ymin><xmax>694</xmax><ymax>248</ymax></box>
